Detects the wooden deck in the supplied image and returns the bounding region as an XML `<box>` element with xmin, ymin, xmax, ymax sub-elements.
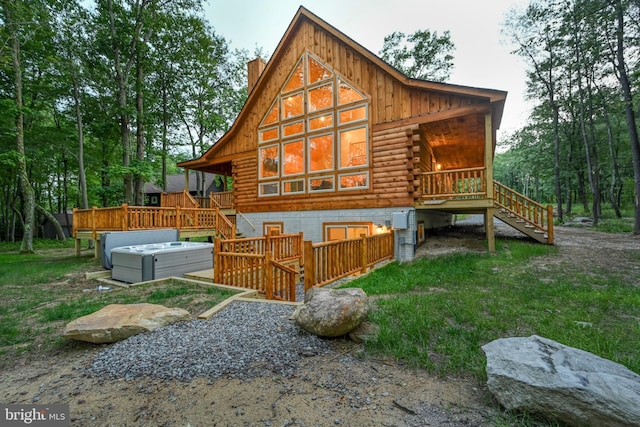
<box><xmin>416</xmin><ymin>169</ymin><xmax>553</xmax><ymax>245</ymax></box>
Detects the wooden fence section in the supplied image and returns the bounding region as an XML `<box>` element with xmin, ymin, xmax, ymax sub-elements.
<box><xmin>213</xmin><ymin>233</ymin><xmax>303</xmax><ymax>301</ymax></box>
<box><xmin>161</xmin><ymin>190</ymin><xmax>199</xmax><ymax>208</ymax></box>
<box><xmin>72</xmin><ymin>204</ymin><xmax>233</xmax><ymax>239</ymax></box>
<box><xmin>210</xmin><ymin>191</ymin><xmax>234</xmax><ymax>209</ymax></box>
<box><xmin>420</xmin><ymin>167</ymin><xmax>486</xmax><ymax>200</ymax></box>
<box><xmin>494</xmin><ymin>181</ymin><xmax>555</xmax><ymax>244</ymax></box>
<box><xmin>304</xmin><ymin>232</ymin><xmax>394</xmax><ymax>290</ymax></box>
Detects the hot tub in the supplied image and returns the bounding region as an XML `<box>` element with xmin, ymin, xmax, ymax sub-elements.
<box><xmin>111</xmin><ymin>241</ymin><xmax>213</xmax><ymax>283</ymax></box>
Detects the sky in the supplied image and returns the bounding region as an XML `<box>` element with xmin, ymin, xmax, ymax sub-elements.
<box><xmin>204</xmin><ymin>0</ymin><xmax>530</xmax><ymax>140</ymax></box>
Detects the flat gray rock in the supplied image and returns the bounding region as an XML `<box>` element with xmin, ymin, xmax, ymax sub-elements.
<box><xmin>482</xmin><ymin>335</ymin><xmax>640</xmax><ymax>427</ymax></box>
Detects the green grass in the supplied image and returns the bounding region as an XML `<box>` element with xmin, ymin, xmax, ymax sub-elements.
<box><xmin>0</xmin><ymin>241</ymin><xmax>240</xmax><ymax>364</ymax></box>
<box><xmin>341</xmin><ymin>240</ymin><xmax>640</xmax><ymax>381</ymax></box>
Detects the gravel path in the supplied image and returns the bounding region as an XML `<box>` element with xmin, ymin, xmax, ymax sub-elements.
<box><xmin>91</xmin><ymin>301</ymin><xmax>334</xmax><ymax>382</ymax></box>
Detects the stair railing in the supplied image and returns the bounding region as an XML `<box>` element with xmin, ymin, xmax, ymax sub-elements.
<box><xmin>493</xmin><ymin>181</ymin><xmax>554</xmax><ymax>244</ymax></box>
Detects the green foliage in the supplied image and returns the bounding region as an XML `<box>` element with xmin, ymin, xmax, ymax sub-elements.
<box><xmin>501</xmin><ymin>1</ymin><xmax>639</xmax><ymax>224</ymax></box>
<box><xmin>342</xmin><ymin>240</ymin><xmax>640</xmax><ymax>381</ymax></box>
<box><xmin>379</xmin><ymin>29</ymin><xmax>455</xmax><ymax>82</ymax></box>
<box><xmin>0</xmin><ymin>0</ymin><xmax>250</xmax><ymax>241</ymax></box>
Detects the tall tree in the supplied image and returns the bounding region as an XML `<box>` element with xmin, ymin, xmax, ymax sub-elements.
<box><xmin>379</xmin><ymin>29</ymin><xmax>455</xmax><ymax>82</ymax></box>
<box><xmin>504</xmin><ymin>1</ymin><xmax>566</xmax><ymax>221</ymax></box>
<box><xmin>2</xmin><ymin>0</ymin><xmax>36</xmax><ymax>252</ymax></box>
<box><xmin>606</xmin><ymin>0</ymin><xmax>640</xmax><ymax>233</ymax></box>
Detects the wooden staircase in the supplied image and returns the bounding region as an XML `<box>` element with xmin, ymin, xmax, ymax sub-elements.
<box><xmin>493</xmin><ymin>181</ymin><xmax>554</xmax><ymax>245</ymax></box>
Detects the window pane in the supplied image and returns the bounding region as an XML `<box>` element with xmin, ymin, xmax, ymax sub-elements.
<box><xmin>259</xmin><ymin>127</ymin><xmax>278</xmax><ymax>142</ymax></box>
<box><xmin>309</xmin><ymin>114</ymin><xmax>333</xmax><ymax>131</ymax></box>
<box><xmin>262</xmin><ymin>102</ymin><xmax>279</xmax><ymax>125</ymax></box>
<box><xmin>310</xmin><ymin>176</ymin><xmax>334</xmax><ymax>191</ymax></box>
<box><xmin>283</xmin><ymin>140</ymin><xmax>304</xmax><ymax>175</ymax></box>
<box><xmin>283</xmin><ymin>60</ymin><xmax>304</xmax><ymax>93</ymax></box>
<box><xmin>308</xmin><ymin>83</ymin><xmax>333</xmax><ymax>112</ymax></box>
<box><xmin>327</xmin><ymin>227</ymin><xmax>346</xmax><ymax>241</ymax></box>
<box><xmin>259</xmin><ymin>145</ymin><xmax>279</xmax><ymax>178</ymax></box>
<box><xmin>338</xmin><ymin>79</ymin><xmax>366</xmax><ymax>105</ymax></box>
<box><xmin>339</xmin><ymin>127</ymin><xmax>367</xmax><ymax>168</ymax></box>
<box><xmin>339</xmin><ymin>105</ymin><xmax>367</xmax><ymax>124</ymax></box>
<box><xmin>308</xmin><ymin>56</ymin><xmax>332</xmax><ymax>84</ymax></box>
<box><xmin>282</xmin><ymin>92</ymin><xmax>304</xmax><ymax>118</ymax></box>
<box><xmin>309</xmin><ymin>134</ymin><xmax>333</xmax><ymax>172</ymax></box>
<box><xmin>283</xmin><ymin>121</ymin><xmax>304</xmax><ymax>137</ymax></box>
<box><xmin>339</xmin><ymin>173</ymin><xmax>368</xmax><ymax>189</ymax></box>
<box><xmin>259</xmin><ymin>182</ymin><xmax>279</xmax><ymax>196</ymax></box>
<box><xmin>283</xmin><ymin>179</ymin><xmax>304</xmax><ymax>194</ymax></box>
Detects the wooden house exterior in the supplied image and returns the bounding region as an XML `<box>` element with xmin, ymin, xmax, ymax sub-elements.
<box><xmin>178</xmin><ymin>7</ymin><xmax>552</xmax><ymax>261</ymax></box>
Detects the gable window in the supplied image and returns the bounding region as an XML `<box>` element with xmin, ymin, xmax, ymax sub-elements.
<box><xmin>258</xmin><ymin>53</ymin><xmax>369</xmax><ymax>197</ymax></box>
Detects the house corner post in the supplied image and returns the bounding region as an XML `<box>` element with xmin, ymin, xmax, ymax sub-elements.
<box><xmin>484</xmin><ymin>112</ymin><xmax>496</xmax><ymax>253</ymax></box>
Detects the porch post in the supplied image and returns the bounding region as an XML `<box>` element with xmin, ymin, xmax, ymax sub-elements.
<box><xmin>485</xmin><ymin>112</ymin><xmax>496</xmax><ymax>252</ymax></box>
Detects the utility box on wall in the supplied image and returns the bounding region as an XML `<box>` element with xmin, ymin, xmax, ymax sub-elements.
<box><xmin>392</xmin><ymin>211</ymin><xmax>409</xmax><ymax>229</ymax></box>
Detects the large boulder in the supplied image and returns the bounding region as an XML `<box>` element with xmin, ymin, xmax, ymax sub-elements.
<box><xmin>482</xmin><ymin>335</ymin><xmax>640</xmax><ymax>427</ymax></box>
<box><xmin>292</xmin><ymin>287</ymin><xmax>368</xmax><ymax>337</ymax></box>
<box><xmin>63</xmin><ymin>303</ymin><xmax>191</xmax><ymax>343</ymax></box>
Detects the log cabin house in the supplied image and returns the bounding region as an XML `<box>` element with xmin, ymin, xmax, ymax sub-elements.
<box><xmin>177</xmin><ymin>7</ymin><xmax>553</xmax><ymax>262</ymax></box>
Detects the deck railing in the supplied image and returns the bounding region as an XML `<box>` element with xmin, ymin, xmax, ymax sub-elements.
<box><xmin>420</xmin><ymin>167</ymin><xmax>486</xmax><ymax>200</ymax></box>
<box><xmin>161</xmin><ymin>190</ymin><xmax>199</xmax><ymax>208</ymax></box>
<box><xmin>494</xmin><ymin>181</ymin><xmax>554</xmax><ymax>244</ymax></box>
<box><xmin>213</xmin><ymin>233</ymin><xmax>303</xmax><ymax>301</ymax></box>
<box><xmin>72</xmin><ymin>204</ymin><xmax>230</xmax><ymax>238</ymax></box>
<box><xmin>210</xmin><ymin>191</ymin><xmax>234</xmax><ymax>209</ymax></box>
<box><xmin>303</xmin><ymin>232</ymin><xmax>394</xmax><ymax>290</ymax></box>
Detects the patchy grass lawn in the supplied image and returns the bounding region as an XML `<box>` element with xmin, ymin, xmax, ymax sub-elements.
<box><xmin>0</xmin><ymin>241</ymin><xmax>238</xmax><ymax>366</ymax></box>
<box><xmin>341</xmin><ymin>239</ymin><xmax>640</xmax><ymax>380</ymax></box>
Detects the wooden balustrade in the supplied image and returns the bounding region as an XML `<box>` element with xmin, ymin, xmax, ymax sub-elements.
<box><xmin>215</xmin><ymin>209</ymin><xmax>236</xmax><ymax>239</ymax></box>
<box><xmin>493</xmin><ymin>181</ymin><xmax>554</xmax><ymax>244</ymax></box>
<box><xmin>420</xmin><ymin>167</ymin><xmax>486</xmax><ymax>199</ymax></box>
<box><xmin>213</xmin><ymin>233</ymin><xmax>303</xmax><ymax>301</ymax></box>
<box><xmin>210</xmin><ymin>191</ymin><xmax>234</xmax><ymax>209</ymax></box>
<box><xmin>160</xmin><ymin>190</ymin><xmax>200</xmax><ymax>208</ymax></box>
<box><xmin>304</xmin><ymin>232</ymin><xmax>394</xmax><ymax>290</ymax></box>
<box><xmin>267</xmin><ymin>257</ymin><xmax>298</xmax><ymax>301</ymax></box>
<box><xmin>73</xmin><ymin>204</ymin><xmax>222</xmax><ymax>236</ymax></box>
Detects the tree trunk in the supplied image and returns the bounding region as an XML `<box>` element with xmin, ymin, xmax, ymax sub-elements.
<box><xmin>4</xmin><ymin>0</ymin><xmax>35</xmax><ymax>253</ymax></box>
<box><xmin>134</xmin><ymin>52</ymin><xmax>145</xmax><ymax>205</ymax></box>
<box><xmin>35</xmin><ymin>204</ymin><xmax>66</xmax><ymax>240</ymax></box>
<box><xmin>612</xmin><ymin>0</ymin><xmax>640</xmax><ymax>234</ymax></box>
<box><xmin>72</xmin><ymin>73</ymin><xmax>89</xmax><ymax>210</ymax></box>
<box><xmin>605</xmin><ymin>114</ymin><xmax>622</xmax><ymax>217</ymax></box>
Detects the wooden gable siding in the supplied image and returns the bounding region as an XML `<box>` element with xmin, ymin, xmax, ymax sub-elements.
<box><xmin>211</xmin><ymin>17</ymin><xmax>485</xmax><ymax>161</ymax></box>
<box><xmin>215</xmin><ymin>15</ymin><xmax>494</xmax><ymax>213</ymax></box>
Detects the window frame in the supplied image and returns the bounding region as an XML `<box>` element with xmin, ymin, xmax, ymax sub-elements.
<box><xmin>258</xmin><ymin>143</ymin><xmax>280</xmax><ymax>180</ymax></box>
<box><xmin>337</xmin><ymin>125</ymin><xmax>369</xmax><ymax>170</ymax></box>
<box><xmin>257</xmin><ymin>52</ymin><xmax>371</xmax><ymax>198</ymax></box>
<box><xmin>338</xmin><ymin>171</ymin><xmax>369</xmax><ymax>191</ymax></box>
<box><xmin>323</xmin><ymin>222</ymin><xmax>372</xmax><ymax>241</ymax></box>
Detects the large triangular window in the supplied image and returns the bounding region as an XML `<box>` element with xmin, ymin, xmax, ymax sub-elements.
<box><xmin>258</xmin><ymin>53</ymin><xmax>370</xmax><ymax>197</ymax></box>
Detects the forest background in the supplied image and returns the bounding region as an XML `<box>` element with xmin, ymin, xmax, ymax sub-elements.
<box><xmin>1</xmin><ymin>0</ymin><xmax>639</xmax><ymax>252</ymax></box>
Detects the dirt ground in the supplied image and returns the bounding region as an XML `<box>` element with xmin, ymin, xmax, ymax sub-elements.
<box><xmin>1</xmin><ymin>222</ymin><xmax>639</xmax><ymax>427</ymax></box>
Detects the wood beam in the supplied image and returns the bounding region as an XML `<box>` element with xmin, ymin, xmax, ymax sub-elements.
<box><xmin>373</xmin><ymin>103</ymin><xmax>492</xmax><ymax>133</ymax></box>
